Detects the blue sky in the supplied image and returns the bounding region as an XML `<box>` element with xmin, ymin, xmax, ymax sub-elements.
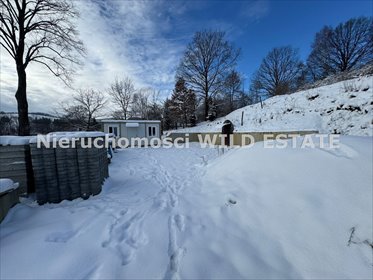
<box><xmin>230</xmin><ymin>0</ymin><xmax>372</xmax><ymax>83</ymax></box>
<box><xmin>0</xmin><ymin>0</ymin><xmax>371</xmax><ymax>113</ymax></box>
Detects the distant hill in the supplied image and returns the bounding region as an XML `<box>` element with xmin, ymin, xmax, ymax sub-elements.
<box><xmin>0</xmin><ymin>112</ymin><xmax>58</xmax><ymax>120</ymax></box>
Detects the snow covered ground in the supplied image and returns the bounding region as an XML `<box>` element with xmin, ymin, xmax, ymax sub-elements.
<box><xmin>171</xmin><ymin>76</ymin><xmax>373</xmax><ymax>136</ymax></box>
<box><xmin>1</xmin><ymin>135</ymin><xmax>372</xmax><ymax>279</ymax></box>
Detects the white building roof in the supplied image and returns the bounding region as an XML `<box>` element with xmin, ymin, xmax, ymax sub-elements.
<box><xmin>99</xmin><ymin>119</ymin><xmax>161</xmax><ymax>124</ymax></box>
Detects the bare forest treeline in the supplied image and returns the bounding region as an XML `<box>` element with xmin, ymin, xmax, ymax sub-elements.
<box><xmin>168</xmin><ymin>16</ymin><xmax>372</xmax><ymax>129</ymax></box>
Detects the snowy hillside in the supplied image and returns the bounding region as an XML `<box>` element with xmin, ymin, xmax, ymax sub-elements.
<box><xmin>0</xmin><ymin>112</ymin><xmax>57</xmax><ymax>120</ymax></box>
<box><xmin>173</xmin><ymin>76</ymin><xmax>373</xmax><ymax>136</ymax></box>
<box><xmin>1</xmin><ymin>136</ymin><xmax>372</xmax><ymax>279</ymax></box>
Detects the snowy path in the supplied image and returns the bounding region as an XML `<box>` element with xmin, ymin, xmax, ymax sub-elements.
<box><xmin>0</xmin><ymin>144</ymin><xmax>219</xmax><ymax>279</ymax></box>
<box><xmin>1</xmin><ymin>137</ymin><xmax>372</xmax><ymax>279</ymax></box>
<box><xmin>106</xmin><ymin>146</ymin><xmax>216</xmax><ymax>279</ymax></box>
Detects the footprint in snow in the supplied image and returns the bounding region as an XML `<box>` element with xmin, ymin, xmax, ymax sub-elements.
<box><xmin>225</xmin><ymin>199</ymin><xmax>237</xmax><ymax>206</ymax></box>
<box><xmin>45</xmin><ymin>231</ymin><xmax>76</xmax><ymax>243</ymax></box>
<box><xmin>101</xmin><ymin>211</ymin><xmax>148</xmax><ymax>266</ymax></box>
<box><xmin>174</xmin><ymin>214</ymin><xmax>186</xmax><ymax>232</ymax></box>
<box><xmin>317</xmin><ymin>143</ymin><xmax>358</xmax><ymax>159</ymax></box>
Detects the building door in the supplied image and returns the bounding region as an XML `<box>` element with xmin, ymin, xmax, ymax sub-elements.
<box><xmin>127</xmin><ymin>127</ymin><xmax>138</xmax><ymax>140</ymax></box>
<box><xmin>108</xmin><ymin>125</ymin><xmax>119</xmax><ymax>137</ymax></box>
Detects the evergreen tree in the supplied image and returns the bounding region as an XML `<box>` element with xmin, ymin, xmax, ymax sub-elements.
<box><xmin>169</xmin><ymin>78</ymin><xmax>197</xmax><ymax>128</ymax></box>
<box><xmin>163</xmin><ymin>98</ymin><xmax>174</xmax><ymax>130</ymax></box>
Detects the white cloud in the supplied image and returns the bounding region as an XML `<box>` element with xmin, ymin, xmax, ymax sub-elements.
<box><xmin>240</xmin><ymin>0</ymin><xmax>270</xmax><ymax>21</ymax></box>
<box><xmin>0</xmin><ymin>0</ymin><xmax>262</xmax><ymax>115</ymax></box>
<box><xmin>0</xmin><ymin>48</ymin><xmax>73</xmax><ymax>114</ymax></box>
<box><xmin>0</xmin><ymin>0</ymin><xmax>190</xmax><ymax>114</ymax></box>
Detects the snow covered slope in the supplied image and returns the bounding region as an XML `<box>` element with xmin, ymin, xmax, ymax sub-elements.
<box><xmin>1</xmin><ymin>136</ymin><xmax>372</xmax><ymax>279</ymax></box>
<box><xmin>173</xmin><ymin>76</ymin><xmax>373</xmax><ymax>136</ymax></box>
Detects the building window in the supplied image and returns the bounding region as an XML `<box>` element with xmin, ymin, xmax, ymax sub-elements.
<box><xmin>109</xmin><ymin>126</ymin><xmax>118</xmax><ymax>136</ymax></box>
<box><xmin>148</xmin><ymin>126</ymin><xmax>157</xmax><ymax>136</ymax></box>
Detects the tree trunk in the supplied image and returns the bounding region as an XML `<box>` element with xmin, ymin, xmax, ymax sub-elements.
<box><xmin>15</xmin><ymin>65</ymin><xmax>30</xmax><ymax>136</ymax></box>
<box><xmin>204</xmin><ymin>94</ymin><xmax>209</xmax><ymax>120</ymax></box>
<box><xmin>86</xmin><ymin>114</ymin><xmax>92</xmax><ymax>131</ymax></box>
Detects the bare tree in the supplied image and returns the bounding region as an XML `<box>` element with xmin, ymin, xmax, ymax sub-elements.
<box><xmin>177</xmin><ymin>30</ymin><xmax>240</xmax><ymax>120</ymax></box>
<box><xmin>223</xmin><ymin>70</ymin><xmax>242</xmax><ymax>113</ymax></box>
<box><xmin>307</xmin><ymin>17</ymin><xmax>373</xmax><ymax>80</ymax></box>
<box><xmin>61</xmin><ymin>89</ymin><xmax>106</xmax><ymax>131</ymax></box>
<box><xmin>252</xmin><ymin>46</ymin><xmax>302</xmax><ymax>97</ymax></box>
<box><xmin>111</xmin><ymin>110</ymin><xmax>125</xmax><ymax>120</ymax></box>
<box><xmin>108</xmin><ymin>77</ymin><xmax>135</xmax><ymax>120</ymax></box>
<box><xmin>306</xmin><ymin>27</ymin><xmax>334</xmax><ymax>80</ymax></box>
<box><xmin>131</xmin><ymin>88</ymin><xmax>150</xmax><ymax>119</ymax></box>
<box><xmin>249</xmin><ymin>79</ymin><xmax>262</xmax><ymax>104</ymax></box>
<box><xmin>0</xmin><ymin>0</ymin><xmax>85</xmax><ymax>135</ymax></box>
<box><xmin>147</xmin><ymin>90</ymin><xmax>163</xmax><ymax>120</ymax></box>
<box><xmin>59</xmin><ymin>104</ymin><xmax>86</xmax><ymax>130</ymax></box>
<box><xmin>0</xmin><ymin>115</ymin><xmax>17</xmax><ymax>135</ymax></box>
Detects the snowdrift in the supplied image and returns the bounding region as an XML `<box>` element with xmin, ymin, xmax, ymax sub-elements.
<box><xmin>184</xmin><ymin>136</ymin><xmax>372</xmax><ymax>278</ymax></box>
